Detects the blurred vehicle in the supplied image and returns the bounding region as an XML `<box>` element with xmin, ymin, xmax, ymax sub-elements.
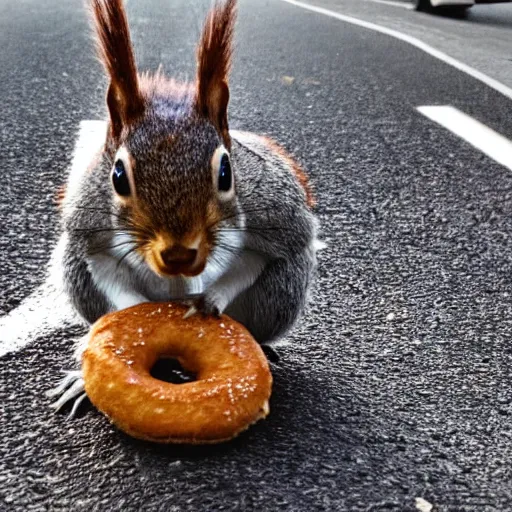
<box><xmin>415</xmin><ymin>0</ymin><xmax>512</xmax><ymax>13</ymax></box>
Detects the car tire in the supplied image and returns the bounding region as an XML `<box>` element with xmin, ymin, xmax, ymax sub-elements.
<box><xmin>415</xmin><ymin>0</ymin><xmax>432</xmax><ymax>11</ymax></box>
<box><xmin>415</xmin><ymin>1</ymin><xmax>471</xmax><ymax>14</ymax></box>
<box><xmin>445</xmin><ymin>5</ymin><xmax>472</xmax><ymax>15</ymax></box>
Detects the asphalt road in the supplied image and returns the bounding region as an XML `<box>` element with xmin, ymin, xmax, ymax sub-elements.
<box><xmin>1</xmin><ymin>0</ymin><xmax>512</xmax><ymax>510</ymax></box>
<box><xmin>312</xmin><ymin>0</ymin><xmax>512</xmax><ymax>90</ymax></box>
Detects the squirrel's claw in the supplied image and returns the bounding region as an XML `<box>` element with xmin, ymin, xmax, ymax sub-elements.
<box><xmin>46</xmin><ymin>370</ymin><xmax>82</xmax><ymax>399</ymax></box>
<box><xmin>47</xmin><ymin>370</ymin><xmax>87</xmax><ymax>418</ymax></box>
<box><xmin>183</xmin><ymin>305</ymin><xmax>198</xmax><ymax>319</ymax></box>
<box><xmin>182</xmin><ymin>294</ymin><xmax>222</xmax><ymax>319</ymax></box>
<box><xmin>193</xmin><ymin>295</ymin><xmax>221</xmax><ymax>318</ymax></box>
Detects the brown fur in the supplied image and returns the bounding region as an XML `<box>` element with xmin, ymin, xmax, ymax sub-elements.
<box><xmin>144</xmin><ymin>231</ymin><xmax>210</xmax><ymax>278</ymax></box>
<box><xmin>196</xmin><ymin>0</ymin><xmax>237</xmax><ymax>149</ymax></box>
<box><xmin>139</xmin><ymin>71</ymin><xmax>195</xmax><ymax>103</ymax></box>
<box><xmin>128</xmin><ymin>194</ymin><xmax>218</xmax><ymax>278</ymax></box>
<box><xmin>260</xmin><ymin>136</ymin><xmax>316</xmax><ymax>208</ymax></box>
<box><xmin>90</xmin><ymin>0</ymin><xmax>236</xmax><ymax>146</ymax></box>
<box><xmin>90</xmin><ymin>0</ymin><xmax>145</xmax><ymax>141</ymax></box>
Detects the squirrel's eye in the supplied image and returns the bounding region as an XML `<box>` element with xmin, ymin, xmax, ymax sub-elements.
<box><xmin>211</xmin><ymin>146</ymin><xmax>234</xmax><ymax>200</ymax></box>
<box><xmin>218</xmin><ymin>154</ymin><xmax>232</xmax><ymax>192</ymax></box>
<box><xmin>112</xmin><ymin>159</ymin><xmax>131</xmax><ymax>197</ymax></box>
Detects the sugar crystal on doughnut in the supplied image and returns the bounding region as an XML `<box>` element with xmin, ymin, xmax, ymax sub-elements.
<box><xmin>82</xmin><ymin>302</ymin><xmax>272</xmax><ymax>444</ymax></box>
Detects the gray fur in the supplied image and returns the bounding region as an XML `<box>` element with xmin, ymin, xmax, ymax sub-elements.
<box><xmin>58</xmin><ymin>123</ymin><xmax>320</xmax><ymax>346</ymax></box>
<box><xmin>49</xmin><ymin>113</ymin><xmax>322</xmax><ymax>415</ymax></box>
<box><xmin>48</xmin><ymin>0</ymin><xmax>321</xmax><ymax>413</ymax></box>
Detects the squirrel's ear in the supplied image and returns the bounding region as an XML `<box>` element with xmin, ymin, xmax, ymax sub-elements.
<box><xmin>196</xmin><ymin>0</ymin><xmax>237</xmax><ymax>149</ymax></box>
<box><xmin>91</xmin><ymin>0</ymin><xmax>145</xmax><ymax>142</ymax></box>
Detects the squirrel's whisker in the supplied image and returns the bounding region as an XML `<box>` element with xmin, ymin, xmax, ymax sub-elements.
<box><xmin>72</xmin><ymin>226</ymin><xmax>151</xmax><ymax>241</ymax></box>
<box><xmin>88</xmin><ymin>240</ymin><xmax>139</xmax><ymax>256</ymax></box>
<box><xmin>206</xmin><ymin>206</ymin><xmax>278</xmax><ymax>230</ymax></box>
<box><xmin>116</xmin><ymin>244</ymin><xmax>143</xmax><ymax>270</ymax></box>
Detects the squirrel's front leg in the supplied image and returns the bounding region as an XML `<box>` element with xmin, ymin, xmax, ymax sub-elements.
<box><xmin>226</xmin><ymin>247</ymin><xmax>317</xmax><ymax>344</ymax></box>
<box><xmin>88</xmin><ymin>254</ymin><xmax>149</xmax><ymax>311</ymax></box>
<box><xmin>194</xmin><ymin>250</ymin><xmax>267</xmax><ymax>317</ymax></box>
<box><xmin>46</xmin><ymin>260</ymin><xmax>149</xmax><ymax>417</ymax></box>
<box><xmin>46</xmin><ymin>333</ymin><xmax>89</xmax><ymax>417</ymax></box>
<box><xmin>49</xmin><ymin>247</ymin><xmax>149</xmax><ymax>416</ymax></box>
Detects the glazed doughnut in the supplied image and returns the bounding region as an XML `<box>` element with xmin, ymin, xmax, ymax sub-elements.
<box><xmin>82</xmin><ymin>302</ymin><xmax>272</xmax><ymax>444</ymax></box>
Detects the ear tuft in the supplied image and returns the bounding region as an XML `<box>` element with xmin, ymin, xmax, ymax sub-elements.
<box><xmin>196</xmin><ymin>0</ymin><xmax>237</xmax><ymax>149</ymax></box>
<box><xmin>90</xmin><ymin>0</ymin><xmax>145</xmax><ymax>141</ymax></box>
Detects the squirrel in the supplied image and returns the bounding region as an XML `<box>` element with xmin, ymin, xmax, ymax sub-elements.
<box><xmin>48</xmin><ymin>0</ymin><xmax>322</xmax><ymax>413</ymax></box>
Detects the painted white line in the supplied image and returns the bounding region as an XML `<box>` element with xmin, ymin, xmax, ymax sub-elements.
<box><xmin>0</xmin><ymin>284</ymin><xmax>77</xmax><ymax>358</ymax></box>
<box><xmin>66</xmin><ymin>120</ymin><xmax>107</xmax><ymax>205</ymax></box>
<box><xmin>278</xmin><ymin>0</ymin><xmax>512</xmax><ymax>102</ymax></box>
<box><xmin>0</xmin><ymin>235</ymin><xmax>82</xmax><ymax>358</ymax></box>
<box><xmin>0</xmin><ymin>120</ymin><xmax>108</xmax><ymax>358</ymax></box>
<box><xmin>365</xmin><ymin>0</ymin><xmax>413</xmax><ymax>9</ymax></box>
<box><xmin>418</xmin><ymin>105</ymin><xmax>512</xmax><ymax>171</ymax></box>
<box><xmin>0</xmin><ymin>120</ymin><xmax>105</xmax><ymax>358</ymax></box>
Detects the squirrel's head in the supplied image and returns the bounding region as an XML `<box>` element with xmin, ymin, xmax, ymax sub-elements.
<box><xmin>91</xmin><ymin>0</ymin><xmax>240</xmax><ymax>277</ymax></box>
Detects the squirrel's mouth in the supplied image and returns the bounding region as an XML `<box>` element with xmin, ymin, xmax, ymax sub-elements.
<box><xmin>143</xmin><ymin>233</ymin><xmax>210</xmax><ymax>278</ymax></box>
<box><xmin>152</xmin><ymin>259</ymin><xmax>207</xmax><ymax>278</ymax></box>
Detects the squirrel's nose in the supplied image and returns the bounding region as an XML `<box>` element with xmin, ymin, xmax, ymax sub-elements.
<box><xmin>160</xmin><ymin>245</ymin><xmax>198</xmax><ymax>267</ymax></box>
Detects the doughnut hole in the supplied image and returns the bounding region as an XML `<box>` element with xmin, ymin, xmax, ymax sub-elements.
<box><xmin>150</xmin><ymin>358</ymin><xmax>197</xmax><ymax>384</ymax></box>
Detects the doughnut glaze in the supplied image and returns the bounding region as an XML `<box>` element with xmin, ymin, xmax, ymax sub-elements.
<box><xmin>82</xmin><ymin>302</ymin><xmax>272</xmax><ymax>444</ymax></box>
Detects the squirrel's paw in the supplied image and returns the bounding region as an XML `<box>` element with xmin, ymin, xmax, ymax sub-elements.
<box><xmin>46</xmin><ymin>370</ymin><xmax>87</xmax><ymax>419</ymax></box>
<box><xmin>183</xmin><ymin>293</ymin><xmax>225</xmax><ymax>319</ymax></box>
<box><xmin>194</xmin><ymin>293</ymin><xmax>224</xmax><ymax>318</ymax></box>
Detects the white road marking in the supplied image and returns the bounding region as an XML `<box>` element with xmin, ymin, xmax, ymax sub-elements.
<box><xmin>418</xmin><ymin>105</ymin><xmax>512</xmax><ymax>172</ymax></box>
<box><xmin>0</xmin><ymin>286</ymin><xmax>76</xmax><ymax>358</ymax></box>
<box><xmin>0</xmin><ymin>120</ymin><xmax>104</xmax><ymax>358</ymax></box>
<box><xmin>0</xmin><ymin>235</ymin><xmax>82</xmax><ymax>358</ymax></box>
<box><xmin>278</xmin><ymin>0</ymin><xmax>512</xmax><ymax>102</ymax></box>
<box><xmin>365</xmin><ymin>0</ymin><xmax>413</xmax><ymax>9</ymax></box>
<box><xmin>65</xmin><ymin>120</ymin><xmax>107</xmax><ymax>207</ymax></box>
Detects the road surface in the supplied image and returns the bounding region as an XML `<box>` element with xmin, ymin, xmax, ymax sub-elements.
<box><xmin>308</xmin><ymin>0</ymin><xmax>512</xmax><ymax>91</ymax></box>
<box><xmin>1</xmin><ymin>0</ymin><xmax>512</xmax><ymax>510</ymax></box>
